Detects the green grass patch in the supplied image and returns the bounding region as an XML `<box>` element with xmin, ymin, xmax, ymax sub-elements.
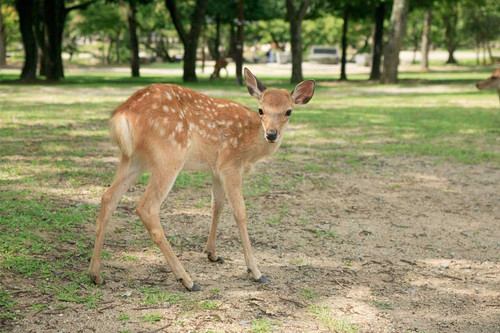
<box><xmin>141</xmin><ymin>313</ymin><xmax>163</xmax><ymax>323</ymax></box>
<box><xmin>309</xmin><ymin>305</ymin><xmax>359</xmax><ymax>333</ymax></box>
<box><xmin>251</xmin><ymin>318</ymin><xmax>276</xmax><ymax>333</ymax></box>
<box><xmin>140</xmin><ymin>286</ymin><xmax>186</xmax><ymax>305</ymax></box>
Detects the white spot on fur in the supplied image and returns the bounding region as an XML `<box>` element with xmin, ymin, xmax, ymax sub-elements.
<box><xmin>165</xmin><ymin>92</ymin><xmax>172</xmax><ymax>100</ymax></box>
<box><xmin>230</xmin><ymin>137</ymin><xmax>238</xmax><ymax>148</ymax></box>
<box><xmin>163</xmin><ymin>105</ymin><xmax>170</xmax><ymax>113</ymax></box>
<box><xmin>159</xmin><ymin>128</ymin><xmax>165</xmax><ymax>136</ymax></box>
<box><xmin>175</xmin><ymin>123</ymin><xmax>184</xmax><ymax>132</ymax></box>
<box><xmin>217</xmin><ymin>104</ymin><xmax>226</xmax><ymax>108</ymax></box>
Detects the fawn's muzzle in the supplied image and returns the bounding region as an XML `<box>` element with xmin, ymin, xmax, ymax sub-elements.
<box><xmin>266</xmin><ymin>129</ymin><xmax>278</xmax><ymax>141</ymax></box>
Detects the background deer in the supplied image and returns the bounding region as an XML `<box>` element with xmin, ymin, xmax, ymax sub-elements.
<box><xmin>88</xmin><ymin>68</ymin><xmax>315</xmax><ymax>291</ymax></box>
<box><xmin>476</xmin><ymin>68</ymin><xmax>500</xmax><ymax>101</ymax></box>
<box><xmin>210</xmin><ymin>57</ymin><xmax>230</xmax><ymax>80</ymax></box>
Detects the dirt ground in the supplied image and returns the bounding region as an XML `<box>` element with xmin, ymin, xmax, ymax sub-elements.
<box><xmin>4</xmin><ymin>148</ymin><xmax>500</xmax><ymax>332</ymax></box>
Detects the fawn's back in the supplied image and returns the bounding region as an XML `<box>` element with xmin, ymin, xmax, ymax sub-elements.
<box><xmin>110</xmin><ymin>83</ymin><xmax>277</xmax><ymax>173</ymax></box>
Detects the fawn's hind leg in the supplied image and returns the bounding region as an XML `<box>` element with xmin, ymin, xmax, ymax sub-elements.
<box><xmin>135</xmin><ymin>150</ymin><xmax>200</xmax><ymax>291</ymax></box>
<box><xmin>206</xmin><ymin>176</ymin><xmax>226</xmax><ymax>263</ymax></box>
<box><xmin>89</xmin><ymin>156</ymin><xmax>144</xmax><ymax>284</ymax></box>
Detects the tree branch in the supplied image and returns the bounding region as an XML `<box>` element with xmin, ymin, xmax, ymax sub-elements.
<box><xmin>188</xmin><ymin>0</ymin><xmax>208</xmax><ymax>39</ymax></box>
<box><xmin>65</xmin><ymin>0</ymin><xmax>97</xmax><ymax>13</ymax></box>
<box><xmin>165</xmin><ymin>0</ymin><xmax>188</xmax><ymax>45</ymax></box>
<box><xmin>297</xmin><ymin>0</ymin><xmax>312</xmax><ymax>21</ymax></box>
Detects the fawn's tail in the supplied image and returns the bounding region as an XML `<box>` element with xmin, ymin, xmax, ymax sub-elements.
<box><xmin>109</xmin><ymin>114</ymin><xmax>133</xmax><ymax>158</ymax></box>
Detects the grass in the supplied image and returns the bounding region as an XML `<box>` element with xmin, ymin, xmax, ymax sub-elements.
<box><xmin>251</xmin><ymin>318</ymin><xmax>276</xmax><ymax>333</ymax></box>
<box><xmin>0</xmin><ymin>66</ymin><xmax>499</xmax><ymax>327</ymax></box>
<box><xmin>373</xmin><ymin>301</ymin><xmax>394</xmax><ymax>310</ymax></box>
<box><xmin>141</xmin><ymin>313</ymin><xmax>163</xmax><ymax>323</ymax></box>
<box><xmin>140</xmin><ymin>286</ymin><xmax>186</xmax><ymax>305</ymax></box>
<box><xmin>309</xmin><ymin>305</ymin><xmax>359</xmax><ymax>333</ymax></box>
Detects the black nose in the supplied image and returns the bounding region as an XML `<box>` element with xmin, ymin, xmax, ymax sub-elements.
<box><xmin>266</xmin><ymin>129</ymin><xmax>278</xmax><ymax>141</ymax></box>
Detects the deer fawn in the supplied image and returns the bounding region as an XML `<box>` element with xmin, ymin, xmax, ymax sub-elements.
<box><xmin>210</xmin><ymin>57</ymin><xmax>229</xmax><ymax>80</ymax></box>
<box><xmin>88</xmin><ymin>68</ymin><xmax>315</xmax><ymax>291</ymax></box>
<box><xmin>476</xmin><ymin>68</ymin><xmax>500</xmax><ymax>101</ymax></box>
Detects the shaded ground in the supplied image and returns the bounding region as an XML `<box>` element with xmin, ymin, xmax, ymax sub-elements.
<box><xmin>1</xmin><ymin>70</ymin><xmax>499</xmax><ymax>333</ymax></box>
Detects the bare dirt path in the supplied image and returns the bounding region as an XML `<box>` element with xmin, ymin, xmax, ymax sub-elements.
<box><xmin>7</xmin><ymin>152</ymin><xmax>500</xmax><ymax>333</ymax></box>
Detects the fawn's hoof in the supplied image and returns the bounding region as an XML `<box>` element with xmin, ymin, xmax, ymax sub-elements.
<box><xmin>89</xmin><ymin>273</ymin><xmax>104</xmax><ymax>285</ymax></box>
<box><xmin>256</xmin><ymin>275</ymin><xmax>270</xmax><ymax>283</ymax></box>
<box><xmin>207</xmin><ymin>252</ymin><xmax>224</xmax><ymax>264</ymax></box>
<box><xmin>190</xmin><ymin>283</ymin><xmax>202</xmax><ymax>292</ymax></box>
<box><xmin>179</xmin><ymin>278</ymin><xmax>201</xmax><ymax>292</ymax></box>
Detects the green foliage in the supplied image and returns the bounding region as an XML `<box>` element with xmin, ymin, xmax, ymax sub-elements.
<box><xmin>251</xmin><ymin>318</ymin><xmax>276</xmax><ymax>333</ymax></box>
<box><xmin>309</xmin><ymin>305</ymin><xmax>359</xmax><ymax>333</ymax></box>
<box><xmin>140</xmin><ymin>286</ymin><xmax>186</xmax><ymax>305</ymax></box>
<box><xmin>141</xmin><ymin>313</ymin><xmax>163</xmax><ymax>323</ymax></box>
<box><xmin>118</xmin><ymin>313</ymin><xmax>131</xmax><ymax>321</ymax></box>
<box><xmin>373</xmin><ymin>301</ymin><xmax>394</xmax><ymax>310</ymax></box>
<box><xmin>199</xmin><ymin>300</ymin><xmax>221</xmax><ymax>310</ymax></box>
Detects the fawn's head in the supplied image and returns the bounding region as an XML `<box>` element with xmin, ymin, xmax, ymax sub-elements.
<box><xmin>244</xmin><ymin>68</ymin><xmax>315</xmax><ymax>143</ymax></box>
<box><xmin>476</xmin><ymin>68</ymin><xmax>500</xmax><ymax>90</ymax></box>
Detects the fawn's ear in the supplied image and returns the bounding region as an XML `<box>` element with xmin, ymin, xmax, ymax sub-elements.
<box><xmin>244</xmin><ymin>68</ymin><xmax>267</xmax><ymax>99</ymax></box>
<box><xmin>291</xmin><ymin>80</ymin><xmax>315</xmax><ymax>105</ymax></box>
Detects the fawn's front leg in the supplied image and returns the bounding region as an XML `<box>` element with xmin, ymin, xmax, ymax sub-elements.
<box><xmin>222</xmin><ymin>170</ymin><xmax>269</xmax><ymax>283</ymax></box>
<box><xmin>206</xmin><ymin>176</ymin><xmax>226</xmax><ymax>263</ymax></box>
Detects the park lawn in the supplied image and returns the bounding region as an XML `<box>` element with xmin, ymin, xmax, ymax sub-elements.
<box><xmin>0</xmin><ymin>67</ymin><xmax>499</xmax><ymax>331</ymax></box>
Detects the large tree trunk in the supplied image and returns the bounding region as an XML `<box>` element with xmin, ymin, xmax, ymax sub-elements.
<box><xmin>32</xmin><ymin>2</ymin><xmax>47</xmax><ymax>76</ymax></box>
<box><xmin>213</xmin><ymin>15</ymin><xmax>221</xmax><ymax>60</ymax></box>
<box><xmin>369</xmin><ymin>2</ymin><xmax>385</xmax><ymax>80</ymax></box>
<box><xmin>128</xmin><ymin>1</ymin><xmax>139</xmax><ymax>77</ymax></box>
<box><xmin>289</xmin><ymin>21</ymin><xmax>303</xmax><ymax>83</ymax></box>
<box><xmin>183</xmin><ymin>40</ymin><xmax>198</xmax><ymax>82</ymax></box>
<box><xmin>0</xmin><ymin>0</ymin><xmax>7</xmax><ymax>67</ymax></box>
<box><xmin>286</xmin><ymin>0</ymin><xmax>311</xmax><ymax>84</ymax></box>
<box><xmin>442</xmin><ymin>3</ymin><xmax>458</xmax><ymax>64</ymax></box>
<box><xmin>421</xmin><ymin>6</ymin><xmax>432</xmax><ymax>69</ymax></box>
<box><xmin>43</xmin><ymin>0</ymin><xmax>66</xmax><ymax>81</ymax></box>
<box><xmin>16</xmin><ymin>0</ymin><xmax>38</xmax><ymax>80</ymax></box>
<box><xmin>381</xmin><ymin>0</ymin><xmax>409</xmax><ymax>84</ymax></box>
<box><xmin>235</xmin><ymin>0</ymin><xmax>243</xmax><ymax>85</ymax></box>
<box><xmin>165</xmin><ymin>0</ymin><xmax>208</xmax><ymax>82</ymax></box>
<box><xmin>115</xmin><ymin>29</ymin><xmax>121</xmax><ymax>63</ymax></box>
<box><xmin>339</xmin><ymin>5</ymin><xmax>349</xmax><ymax>81</ymax></box>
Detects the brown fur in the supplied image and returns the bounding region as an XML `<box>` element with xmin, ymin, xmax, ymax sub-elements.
<box><xmin>476</xmin><ymin>68</ymin><xmax>500</xmax><ymax>90</ymax></box>
<box><xmin>88</xmin><ymin>69</ymin><xmax>315</xmax><ymax>290</ymax></box>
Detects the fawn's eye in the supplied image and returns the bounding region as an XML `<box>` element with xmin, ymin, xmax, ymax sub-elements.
<box><xmin>285</xmin><ymin>109</ymin><xmax>292</xmax><ymax>116</ymax></box>
<box><xmin>258</xmin><ymin>108</ymin><xmax>264</xmax><ymax>115</ymax></box>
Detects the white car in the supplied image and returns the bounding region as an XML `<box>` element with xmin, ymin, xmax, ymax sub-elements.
<box><xmin>309</xmin><ymin>46</ymin><xmax>340</xmax><ymax>64</ymax></box>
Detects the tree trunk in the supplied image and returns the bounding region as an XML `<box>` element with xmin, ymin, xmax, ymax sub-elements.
<box><xmin>16</xmin><ymin>0</ymin><xmax>38</xmax><ymax>80</ymax></box>
<box><xmin>369</xmin><ymin>2</ymin><xmax>385</xmax><ymax>81</ymax></box>
<box><xmin>115</xmin><ymin>30</ymin><xmax>121</xmax><ymax>63</ymax></box>
<box><xmin>128</xmin><ymin>0</ymin><xmax>139</xmax><ymax>77</ymax></box>
<box><xmin>289</xmin><ymin>20</ymin><xmax>303</xmax><ymax>83</ymax></box>
<box><xmin>339</xmin><ymin>5</ymin><xmax>349</xmax><ymax>81</ymax></box>
<box><xmin>421</xmin><ymin>6</ymin><xmax>432</xmax><ymax>69</ymax></box>
<box><xmin>486</xmin><ymin>41</ymin><xmax>493</xmax><ymax>63</ymax></box>
<box><xmin>183</xmin><ymin>40</ymin><xmax>198</xmax><ymax>81</ymax></box>
<box><xmin>0</xmin><ymin>0</ymin><xmax>7</xmax><ymax>66</ymax></box>
<box><xmin>381</xmin><ymin>0</ymin><xmax>409</xmax><ymax>84</ymax></box>
<box><xmin>286</xmin><ymin>0</ymin><xmax>311</xmax><ymax>84</ymax></box>
<box><xmin>106</xmin><ymin>37</ymin><xmax>113</xmax><ymax>64</ymax></box>
<box><xmin>31</xmin><ymin>0</ymin><xmax>47</xmax><ymax>76</ymax></box>
<box><xmin>443</xmin><ymin>5</ymin><xmax>458</xmax><ymax>64</ymax></box>
<box><xmin>43</xmin><ymin>0</ymin><xmax>66</xmax><ymax>81</ymax></box>
<box><xmin>228</xmin><ymin>23</ymin><xmax>236</xmax><ymax>59</ymax></box>
<box><xmin>214</xmin><ymin>15</ymin><xmax>220</xmax><ymax>60</ymax></box>
<box><xmin>235</xmin><ymin>0</ymin><xmax>244</xmax><ymax>86</ymax></box>
<box><xmin>165</xmin><ymin>0</ymin><xmax>208</xmax><ymax>82</ymax></box>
